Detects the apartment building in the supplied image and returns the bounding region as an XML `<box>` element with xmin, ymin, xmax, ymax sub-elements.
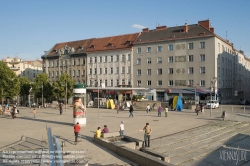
<box><xmin>42</xmin><ymin>38</ymin><xmax>94</xmax><ymax>83</ymax></box>
<box><xmin>133</xmin><ymin>20</ymin><xmax>250</xmax><ymax>102</ymax></box>
<box><xmin>3</xmin><ymin>57</ymin><xmax>43</xmax><ymax>81</ymax></box>
<box><xmin>86</xmin><ymin>33</ymin><xmax>139</xmax><ymax>88</ymax></box>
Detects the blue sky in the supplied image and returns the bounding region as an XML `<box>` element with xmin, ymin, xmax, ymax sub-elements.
<box><xmin>0</xmin><ymin>0</ymin><xmax>250</xmax><ymax>60</ymax></box>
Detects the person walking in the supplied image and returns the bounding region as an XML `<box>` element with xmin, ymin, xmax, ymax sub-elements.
<box><xmin>74</xmin><ymin>122</ymin><xmax>81</xmax><ymax>145</ymax></box>
<box><xmin>129</xmin><ymin>105</ymin><xmax>134</xmax><ymax>118</ymax></box>
<box><xmin>165</xmin><ymin>106</ymin><xmax>168</xmax><ymax>117</ymax></box>
<box><xmin>120</xmin><ymin>121</ymin><xmax>125</xmax><ymax>136</ymax></box>
<box><xmin>195</xmin><ymin>104</ymin><xmax>199</xmax><ymax>116</ymax></box>
<box><xmin>222</xmin><ymin>110</ymin><xmax>226</xmax><ymax>121</ymax></box>
<box><xmin>59</xmin><ymin>102</ymin><xmax>63</xmax><ymax>115</ymax></box>
<box><xmin>143</xmin><ymin>123</ymin><xmax>152</xmax><ymax>148</ymax></box>
<box><xmin>146</xmin><ymin>104</ymin><xmax>150</xmax><ymax>113</ymax></box>
<box><xmin>158</xmin><ymin>105</ymin><xmax>162</xmax><ymax>117</ymax></box>
<box><xmin>116</xmin><ymin>103</ymin><xmax>120</xmax><ymax>114</ymax></box>
<box><xmin>33</xmin><ymin>108</ymin><xmax>36</xmax><ymax>118</ymax></box>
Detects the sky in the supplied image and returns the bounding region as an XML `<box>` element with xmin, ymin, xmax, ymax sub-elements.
<box><xmin>0</xmin><ymin>0</ymin><xmax>250</xmax><ymax>60</ymax></box>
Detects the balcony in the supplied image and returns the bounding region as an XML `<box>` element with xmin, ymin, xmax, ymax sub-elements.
<box><xmin>10</xmin><ymin>67</ymin><xmax>20</xmax><ymax>71</ymax></box>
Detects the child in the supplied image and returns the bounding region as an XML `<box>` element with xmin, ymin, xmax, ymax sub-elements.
<box><xmin>33</xmin><ymin>108</ymin><xmax>36</xmax><ymax>118</ymax></box>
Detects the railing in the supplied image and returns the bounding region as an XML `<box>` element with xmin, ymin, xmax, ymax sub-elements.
<box><xmin>47</xmin><ymin>127</ymin><xmax>64</xmax><ymax>166</ymax></box>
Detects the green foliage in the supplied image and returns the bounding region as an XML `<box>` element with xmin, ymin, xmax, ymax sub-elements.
<box><xmin>19</xmin><ymin>77</ymin><xmax>31</xmax><ymax>96</ymax></box>
<box><xmin>0</xmin><ymin>61</ymin><xmax>20</xmax><ymax>99</ymax></box>
<box><xmin>53</xmin><ymin>72</ymin><xmax>75</xmax><ymax>100</ymax></box>
<box><xmin>33</xmin><ymin>73</ymin><xmax>53</xmax><ymax>100</ymax></box>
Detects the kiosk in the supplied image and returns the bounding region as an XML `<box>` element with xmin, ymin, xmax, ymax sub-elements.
<box><xmin>73</xmin><ymin>84</ymin><xmax>87</xmax><ymax>126</ymax></box>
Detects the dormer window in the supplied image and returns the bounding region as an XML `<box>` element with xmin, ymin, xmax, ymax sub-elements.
<box><xmin>64</xmin><ymin>50</ymin><xmax>68</xmax><ymax>54</ymax></box>
<box><xmin>78</xmin><ymin>46</ymin><xmax>83</xmax><ymax>50</ymax></box>
<box><xmin>125</xmin><ymin>41</ymin><xmax>131</xmax><ymax>45</ymax></box>
<box><xmin>90</xmin><ymin>45</ymin><xmax>94</xmax><ymax>48</ymax></box>
<box><xmin>53</xmin><ymin>49</ymin><xmax>57</xmax><ymax>53</ymax></box>
<box><xmin>107</xmin><ymin>43</ymin><xmax>112</xmax><ymax>47</ymax></box>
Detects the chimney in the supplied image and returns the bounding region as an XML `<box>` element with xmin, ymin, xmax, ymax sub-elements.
<box><xmin>142</xmin><ymin>28</ymin><xmax>149</xmax><ymax>32</ymax></box>
<box><xmin>210</xmin><ymin>27</ymin><xmax>214</xmax><ymax>33</ymax></box>
<box><xmin>184</xmin><ymin>23</ymin><xmax>188</xmax><ymax>33</ymax></box>
<box><xmin>156</xmin><ymin>26</ymin><xmax>167</xmax><ymax>31</ymax></box>
<box><xmin>198</xmin><ymin>20</ymin><xmax>210</xmax><ymax>29</ymax></box>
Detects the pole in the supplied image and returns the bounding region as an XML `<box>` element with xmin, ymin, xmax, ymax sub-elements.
<box><xmin>98</xmin><ymin>82</ymin><xmax>99</xmax><ymax>118</ymax></box>
<box><xmin>65</xmin><ymin>82</ymin><xmax>67</xmax><ymax>113</ymax></box>
<box><xmin>210</xmin><ymin>83</ymin><xmax>212</xmax><ymax>118</ymax></box>
<box><xmin>42</xmin><ymin>84</ymin><xmax>43</xmax><ymax>108</ymax></box>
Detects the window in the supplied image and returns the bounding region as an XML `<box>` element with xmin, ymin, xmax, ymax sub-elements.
<box><xmin>51</xmin><ymin>61</ymin><xmax>54</xmax><ymax>67</ymax></box>
<box><xmin>110</xmin><ymin>56</ymin><xmax>113</xmax><ymax>62</ymax></box>
<box><xmin>157</xmin><ymin>46</ymin><xmax>162</xmax><ymax>52</ymax></box>
<box><xmin>82</xmin><ymin>59</ymin><xmax>85</xmax><ymax>65</ymax></box>
<box><xmin>99</xmin><ymin>80</ymin><xmax>102</xmax><ymax>86</ymax></box>
<box><xmin>169</xmin><ymin>68</ymin><xmax>173</xmax><ymax>74</ymax></box>
<box><xmin>137</xmin><ymin>80</ymin><xmax>141</xmax><ymax>86</ymax></box>
<box><xmin>89</xmin><ymin>69</ymin><xmax>92</xmax><ymax>74</ymax></box>
<box><xmin>48</xmin><ymin>72</ymin><xmax>50</xmax><ymax>78</ymax></box>
<box><xmin>94</xmin><ymin>57</ymin><xmax>97</xmax><ymax>63</ymax></box>
<box><xmin>147</xmin><ymin>69</ymin><xmax>151</xmax><ymax>75</ymax></box>
<box><xmin>55</xmin><ymin>61</ymin><xmax>58</xmax><ymax>67</ymax></box>
<box><xmin>90</xmin><ymin>57</ymin><xmax>92</xmax><ymax>63</ymax></box>
<box><xmin>169</xmin><ymin>44</ymin><xmax>173</xmax><ymax>51</ymax></box>
<box><xmin>147</xmin><ymin>58</ymin><xmax>151</xmax><ymax>64</ymax></box>
<box><xmin>188</xmin><ymin>43</ymin><xmax>193</xmax><ymax>49</ymax></box>
<box><xmin>218</xmin><ymin>43</ymin><xmax>220</xmax><ymax>52</ymax></box>
<box><xmin>188</xmin><ymin>67</ymin><xmax>194</xmax><ymax>74</ymax></box>
<box><xmin>147</xmin><ymin>47</ymin><xmax>151</xmax><ymax>53</ymax></box>
<box><xmin>33</xmin><ymin>73</ymin><xmax>35</xmax><ymax>77</ymax></box>
<box><xmin>169</xmin><ymin>56</ymin><xmax>174</xmax><ymax>63</ymax></box>
<box><xmin>116</xmin><ymin>55</ymin><xmax>119</xmax><ymax>61</ymax></box>
<box><xmin>105</xmin><ymin>68</ymin><xmax>107</xmax><ymax>74</ymax></box>
<box><xmin>100</xmin><ymin>57</ymin><xmax>102</xmax><ymax>63</ymax></box>
<box><xmin>137</xmin><ymin>69</ymin><xmax>141</xmax><ymax>75</ymax></box>
<box><xmin>128</xmin><ymin>54</ymin><xmax>131</xmax><ymax>61</ymax></box>
<box><xmin>122</xmin><ymin>79</ymin><xmax>125</xmax><ymax>85</ymax></box>
<box><xmin>105</xmin><ymin>80</ymin><xmax>107</xmax><ymax>86</ymax></box>
<box><xmin>137</xmin><ymin>48</ymin><xmax>141</xmax><ymax>53</ymax></box>
<box><xmin>122</xmin><ymin>67</ymin><xmax>125</xmax><ymax>74</ymax></box>
<box><xmin>82</xmin><ymin>70</ymin><xmax>85</xmax><ymax>76</ymax></box>
<box><xmin>116</xmin><ymin>79</ymin><xmax>119</xmax><ymax>86</ymax></box>
<box><xmin>110</xmin><ymin>79</ymin><xmax>113</xmax><ymax>87</ymax></box>
<box><xmin>157</xmin><ymin>57</ymin><xmax>162</xmax><ymax>63</ymax></box>
<box><xmin>94</xmin><ymin>68</ymin><xmax>97</xmax><ymax>74</ymax></box>
<box><xmin>52</xmin><ymin>71</ymin><xmax>54</xmax><ymax>77</ymax></box>
<box><xmin>105</xmin><ymin>56</ymin><xmax>107</xmax><ymax>62</ymax></box>
<box><xmin>188</xmin><ymin>55</ymin><xmax>193</xmax><ymax>62</ymax></box>
<box><xmin>128</xmin><ymin>67</ymin><xmax>131</xmax><ymax>73</ymax></box>
<box><xmin>99</xmin><ymin>68</ymin><xmax>102</xmax><ymax>74</ymax></box>
<box><xmin>128</xmin><ymin>79</ymin><xmax>131</xmax><ymax>85</ymax></box>
<box><xmin>78</xmin><ymin>59</ymin><xmax>80</xmax><ymax>65</ymax></box>
<box><xmin>137</xmin><ymin>58</ymin><xmax>141</xmax><ymax>64</ymax></box>
<box><xmin>200</xmin><ymin>80</ymin><xmax>205</xmax><ymax>86</ymax></box>
<box><xmin>110</xmin><ymin>67</ymin><xmax>113</xmax><ymax>74</ymax></box>
<box><xmin>116</xmin><ymin>67</ymin><xmax>119</xmax><ymax>74</ymax></box>
<box><xmin>72</xmin><ymin>70</ymin><xmax>75</xmax><ymax>77</ymax></box>
<box><xmin>158</xmin><ymin>80</ymin><xmax>162</xmax><ymax>86</ymax></box>
<box><xmin>200</xmin><ymin>54</ymin><xmax>205</xmax><ymax>61</ymax></box>
<box><xmin>147</xmin><ymin>80</ymin><xmax>151</xmax><ymax>86</ymax></box>
<box><xmin>200</xmin><ymin>42</ymin><xmax>205</xmax><ymax>48</ymax></box>
<box><xmin>78</xmin><ymin>70</ymin><xmax>80</xmax><ymax>76</ymax></box>
<box><xmin>200</xmin><ymin>67</ymin><xmax>205</xmax><ymax>74</ymax></box>
<box><xmin>188</xmin><ymin>80</ymin><xmax>194</xmax><ymax>86</ymax></box>
<box><xmin>122</xmin><ymin>55</ymin><xmax>126</xmax><ymax>62</ymax></box>
<box><xmin>169</xmin><ymin>80</ymin><xmax>173</xmax><ymax>86</ymax></box>
<box><xmin>73</xmin><ymin>59</ymin><xmax>76</xmax><ymax>65</ymax></box>
<box><xmin>158</xmin><ymin>69</ymin><xmax>162</xmax><ymax>75</ymax></box>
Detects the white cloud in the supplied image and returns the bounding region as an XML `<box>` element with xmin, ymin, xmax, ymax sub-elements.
<box><xmin>131</xmin><ymin>24</ymin><xmax>146</xmax><ymax>29</ymax></box>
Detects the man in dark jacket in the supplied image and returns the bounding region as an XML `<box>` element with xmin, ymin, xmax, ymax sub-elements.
<box><xmin>129</xmin><ymin>105</ymin><xmax>134</xmax><ymax>118</ymax></box>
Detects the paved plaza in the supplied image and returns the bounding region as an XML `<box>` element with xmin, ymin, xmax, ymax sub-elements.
<box><xmin>0</xmin><ymin>105</ymin><xmax>249</xmax><ymax>165</ymax></box>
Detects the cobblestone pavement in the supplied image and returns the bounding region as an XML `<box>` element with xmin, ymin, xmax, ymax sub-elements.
<box><xmin>0</xmin><ymin>106</ymin><xmax>226</xmax><ymax>165</ymax></box>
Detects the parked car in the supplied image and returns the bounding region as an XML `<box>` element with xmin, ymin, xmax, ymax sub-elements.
<box><xmin>206</xmin><ymin>100</ymin><xmax>219</xmax><ymax>109</ymax></box>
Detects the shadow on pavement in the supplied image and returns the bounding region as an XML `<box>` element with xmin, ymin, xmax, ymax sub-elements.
<box><xmin>17</xmin><ymin>116</ymin><xmax>73</xmax><ymax>126</ymax></box>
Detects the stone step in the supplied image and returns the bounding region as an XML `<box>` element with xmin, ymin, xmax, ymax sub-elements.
<box><xmin>165</xmin><ymin>124</ymin><xmax>250</xmax><ymax>157</ymax></box>
<box><xmin>155</xmin><ymin>123</ymin><xmax>248</xmax><ymax>154</ymax></box>
<box><xmin>151</xmin><ymin>121</ymin><xmax>240</xmax><ymax>149</ymax></box>
<box><xmin>170</xmin><ymin>128</ymin><xmax>250</xmax><ymax>165</ymax></box>
<box><xmin>178</xmin><ymin>141</ymin><xmax>250</xmax><ymax>166</ymax></box>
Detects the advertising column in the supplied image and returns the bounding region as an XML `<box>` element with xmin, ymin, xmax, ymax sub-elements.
<box><xmin>73</xmin><ymin>84</ymin><xmax>87</xmax><ymax>126</ymax></box>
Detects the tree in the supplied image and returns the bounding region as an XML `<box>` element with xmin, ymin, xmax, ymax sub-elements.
<box><xmin>19</xmin><ymin>77</ymin><xmax>31</xmax><ymax>96</ymax></box>
<box><xmin>53</xmin><ymin>72</ymin><xmax>75</xmax><ymax>101</ymax></box>
<box><xmin>33</xmin><ymin>73</ymin><xmax>53</xmax><ymax>101</ymax></box>
<box><xmin>0</xmin><ymin>61</ymin><xmax>20</xmax><ymax>103</ymax></box>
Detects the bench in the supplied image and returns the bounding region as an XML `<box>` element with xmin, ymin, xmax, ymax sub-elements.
<box><xmin>122</xmin><ymin>135</ymin><xmax>144</xmax><ymax>147</ymax></box>
<box><xmin>101</xmin><ymin>132</ymin><xmax>120</xmax><ymax>138</ymax></box>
